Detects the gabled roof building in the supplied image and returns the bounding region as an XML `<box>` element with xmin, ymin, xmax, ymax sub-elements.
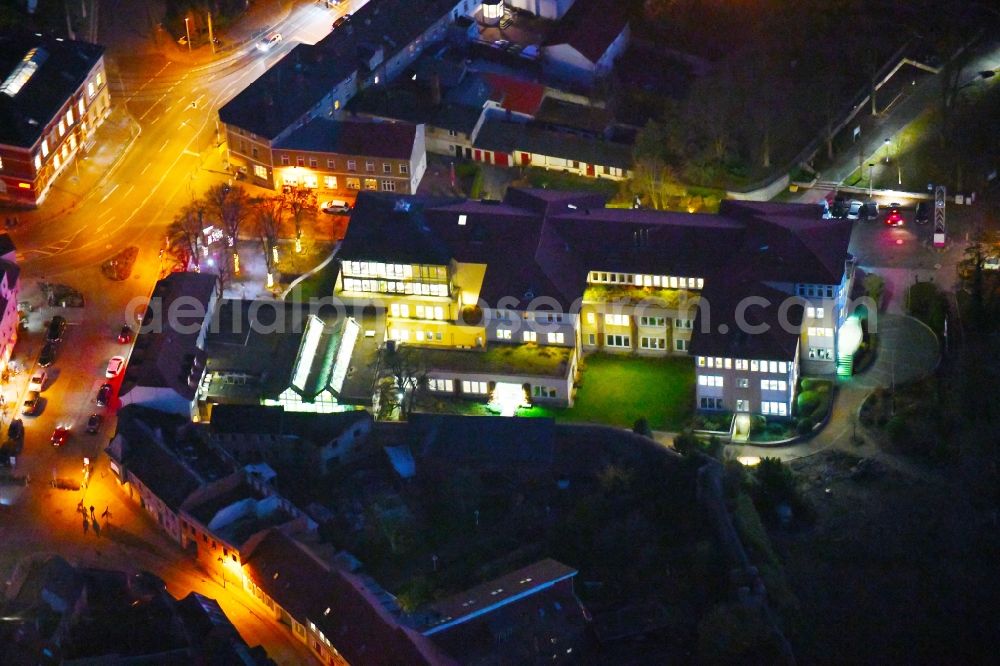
<box><xmin>335</xmin><ymin>188</ymin><xmax>857</xmax><ymax>418</ymax></box>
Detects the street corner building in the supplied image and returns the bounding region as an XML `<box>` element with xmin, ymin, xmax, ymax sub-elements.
<box><xmin>0</xmin><ymin>233</ymin><xmax>20</xmax><ymax>374</ymax></box>
<box><xmin>0</xmin><ymin>31</ymin><xmax>110</xmax><ymax>207</ymax></box>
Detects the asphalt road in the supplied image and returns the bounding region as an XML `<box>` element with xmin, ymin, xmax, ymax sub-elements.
<box><xmin>1</xmin><ymin>2</ymin><xmax>354</xmax><ymax>662</ymax></box>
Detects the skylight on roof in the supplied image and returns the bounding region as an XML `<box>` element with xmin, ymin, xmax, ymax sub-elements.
<box><xmin>291</xmin><ymin>315</ymin><xmax>325</xmax><ymax>391</ymax></box>
<box><xmin>0</xmin><ymin>47</ymin><xmax>49</xmax><ymax>98</ymax></box>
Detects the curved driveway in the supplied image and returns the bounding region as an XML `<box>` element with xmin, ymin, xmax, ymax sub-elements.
<box><xmin>733</xmin><ymin>313</ymin><xmax>939</xmax><ymax>461</ymax></box>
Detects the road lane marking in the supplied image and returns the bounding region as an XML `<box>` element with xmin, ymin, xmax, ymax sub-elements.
<box><xmin>98</xmin><ymin>183</ymin><xmax>119</xmax><ymax>204</ymax></box>
<box><xmin>150</xmin><ymin>114</ymin><xmax>161</xmax><ymax>124</ymax></box>
<box><xmin>140</xmin><ymin>163</ymin><xmax>151</xmax><ymax>175</ymax></box>
<box><xmin>124</xmin><ymin>185</ymin><xmax>135</xmax><ymax>197</ymax></box>
<box><xmin>159</xmin><ymin>139</ymin><xmax>169</xmax><ymax>152</ymax></box>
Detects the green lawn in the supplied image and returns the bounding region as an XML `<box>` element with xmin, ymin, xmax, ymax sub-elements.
<box><xmin>522</xmin><ymin>167</ymin><xmax>622</xmax><ymax>197</ymax></box>
<box><xmin>550</xmin><ymin>353</ymin><xmax>694</xmax><ymax>431</ymax></box>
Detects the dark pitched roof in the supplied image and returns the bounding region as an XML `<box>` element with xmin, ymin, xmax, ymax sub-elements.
<box><xmin>535</xmin><ymin>96</ymin><xmax>613</xmax><ymax>135</ymax></box>
<box><xmin>111</xmin><ymin>406</ymin><xmax>216</xmax><ymax>510</ymax></box>
<box><xmin>688</xmin><ymin>279</ymin><xmax>803</xmax><ymax>361</ymax></box>
<box><xmin>219</xmin><ymin>41</ymin><xmax>358</xmax><ymax>140</ymax></box>
<box><xmin>410</xmin><ymin>413</ymin><xmax>556</xmax><ymax>467</ymax></box>
<box><xmin>0</xmin><ymin>233</ymin><xmax>16</xmax><ymax>258</ymax></box>
<box><xmin>543</xmin><ymin>0</ymin><xmax>632</xmax><ymax>63</ymax></box>
<box><xmin>275</xmin><ymin>118</ymin><xmax>417</xmax><ymax>159</ymax></box>
<box><xmin>338</xmin><ymin>192</ymin><xmax>457</xmax><ymax>265</ymax></box>
<box><xmin>243</xmin><ymin>530</ymin><xmax>452</xmax><ymax>665</ymax></box>
<box><xmin>474</xmin><ymin>119</ymin><xmax>634</xmax><ymax>169</ymax></box>
<box><xmin>120</xmin><ymin>272</ymin><xmax>218</xmax><ymax>401</ymax></box>
<box><xmin>721</xmin><ymin>200</ymin><xmax>855</xmax><ymax>285</ymax></box>
<box><xmin>0</xmin><ymin>31</ymin><xmax>104</xmax><ymax>147</ymax></box>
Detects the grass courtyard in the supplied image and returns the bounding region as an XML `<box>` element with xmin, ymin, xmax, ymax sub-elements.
<box><xmin>547</xmin><ymin>353</ymin><xmax>694</xmax><ymax>431</ymax></box>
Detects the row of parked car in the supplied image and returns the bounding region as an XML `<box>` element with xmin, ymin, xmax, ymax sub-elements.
<box><xmin>21</xmin><ymin>320</ymin><xmax>134</xmax><ymax>447</ymax></box>
<box><xmin>827</xmin><ymin>196</ymin><xmax>930</xmax><ymax>226</ymax></box>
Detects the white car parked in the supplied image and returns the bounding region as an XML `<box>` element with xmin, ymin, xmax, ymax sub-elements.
<box><xmin>28</xmin><ymin>370</ymin><xmax>47</xmax><ymax>392</ymax></box>
<box><xmin>257</xmin><ymin>32</ymin><xmax>282</xmax><ymax>51</ymax></box>
<box><xmin>106</xmin><ymin>356</ymin><xmax>125</xmax><ymax>378</ymax></box>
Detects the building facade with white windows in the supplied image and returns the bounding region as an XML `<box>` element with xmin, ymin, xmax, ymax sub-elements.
<box><xmin>335</xmin><ymin>189</ymin><xmax>856</xmax><ymax>416</ymax></box>
<box><xmin>0</xmin><ymin>32</ymin><xmax>109</xmax><ymax>207</ymax></box>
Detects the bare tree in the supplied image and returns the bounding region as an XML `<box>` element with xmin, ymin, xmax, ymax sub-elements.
<box><xmin>205</xmin><ymin>183</ymin><xmax>251</xmax><ymax>267</ymax></box>
<box><xmin>167</xmin><ymin>202</ymin><xmax>205</xmax><ymax>272</ymax></box>
<box><xmin>254</xmin><ymin>195</ymin><xmax>284</xmax><ymax>278</ymax></box>
<box><xmin>281</xmin><ymin>186</ymin><xmax>318</xmax><ymax>252</ymax></box>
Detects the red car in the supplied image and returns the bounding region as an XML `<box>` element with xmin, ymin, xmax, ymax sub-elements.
<box><xmin>885</xmin><ymin>203</ymin><xmax>904</xmax><ymax>226</ymax></box>
<box><xmin>51</xmin><ymin>427</ymin><xmax>70</xmax><ymax>447</ymax></box>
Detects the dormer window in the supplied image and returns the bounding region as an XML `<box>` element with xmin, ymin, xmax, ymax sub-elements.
<box><xmin>458</xmin><ymin>214</ymin><xmax>467</xmax><ymax>226</ymax></box>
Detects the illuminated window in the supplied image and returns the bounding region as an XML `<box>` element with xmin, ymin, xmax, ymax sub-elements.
<box><xmin>523</xmin><ymin>331</ymin><xmax>536</xmax><ymax>342</ymax></box>
<box><xmin>698</xmin><ymin>375</ymin><xmax>724</xmax><ymax>387</ymax></box>
<box><xmin>462</xmin><ymin>380</ymin><xmax>487</xmax><ymax>394</ymax></box>
<box><xmin>96</xmin><ymin>71</ymin><xmax>103</xmax><ymax>87</ymax></box>
<box><xmin>57</xmin><ymin>120</ymin><xmax>65</xmax><ymax>136</ymax></box>
<box><xmin>548</xmin><ymin>332</ymin><xmax>565</xmax><ymax>344</ymax></box>
<box><xmin>253</xmin><ymin>165</ymin><xmax>267</xmax><ymax>179</ymax></box>
<box><xmin>346</xmin><ymin>177</ymin><xmax>360</xmax><ymax>190</ymax></box>
<box><xmin>34</xmin><ymin>154</ymin><xmax>41</xmax><ymax>170</ymax></box>
<box><xmin>78</xmin><ymin>98</ymin><xmax>85</xmax><ymax>115</ymax></box>
<box><xmin>604</xmin><ymin>313</ymin><xmax>629</xmax><ymax>326</ymax></box>
<box><xmin>41</xmin><ymin>139</ymin><xmax>49</xmax><ymax>157</ymax></box>
<box><xmin>88</xmin><ymin>81</ymin><xmax>95</xmax><ymax>98</ymax></box>
<box><xmin>66</xmin><ymin>108</ymin><xmax>74</xmax><ymax>125</ymax></box>
<box><xmin>334</xmin><ymin>99</ymin><xmax>341</xmax><ymax>110</ymax></box>
<box><xmin>323</xmin><ymin>176</ymin><xmax>337</xmax><ymax>188</ymax></box>
<box><xmin>498</xmin><ymin>328</ymin><xmax>511</xmax><ymax>340</ymax></box>
<box><xmin>304</xmin><ymin>174</ymin><xmax>318</xmax><ymax>188</ymax></box>
<box><xmin>428</xmin><ymin>379</ymin><xmax>453</xmax><ymax>392</ymax></box>
<box><xmin>364</xmin><ymin>178</ymin><xmax>377</xmax><ymax>190</ymax></box>
<box><xmin>458</xmin><ymin>214</ymin><xmax>467</xmax><ymax>226</ymax></box>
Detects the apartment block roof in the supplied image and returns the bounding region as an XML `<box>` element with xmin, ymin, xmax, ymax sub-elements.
<box><xmin>219</xmin><ymin>41</ymin><xmax>358</xmax><ymax>140</ymax></box>
<box><xmin>219</xmin><ymin>0</ymin><xmax>463</xmax><ymax>141</ymax></box>
<box><xmin>275</xmin><ymin>118</ymin><xmax>418</xmax><ymax>159</ymax></box>
<box><xmin>243</xmin><ymin>529</ymin><xmax>452</xmax><ymax>665</ymax></box>
<box><xmin>543</xmin><ymin>0</ymin><xmax>632</xmax><ymax>63</ymax></box>
<box><xmin>120</xmin><ymin>272</ymin><xmax>218</xmax><ymax>402</ymax></box>
<box><xmin>339</xmin><ymin>188</ymin><xmax>853</xmax><ymax>361</ymax></box>
<box><xmin>0</xmin><ymin>31</ymin><xmax>104</xmax><ymax>148</ymax></box>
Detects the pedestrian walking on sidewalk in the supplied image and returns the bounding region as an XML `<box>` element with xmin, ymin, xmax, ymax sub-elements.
<box><xmin>90</xmin><ymin>505</ymin><xmax>96</xmax><ymax>520</ymax></box>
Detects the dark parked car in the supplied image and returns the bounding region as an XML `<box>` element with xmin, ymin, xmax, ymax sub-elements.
<box><xmin>118</xmin><ymin>324</ymin><xmax>133</xmax><ymax>343</ymax></box>
<box><xmin>22</xmin><ymin>391</ymin><xmax>41</xmax><ymax>417</ymax></box>
<box><xmin>830</xmin><ymin>195</ymin><xmax>849</xmax><ymax>219</ymax></box>
<box><xmin>39</xmin><ymin>341</ymin><xmax>56</xmax><ymax>367</ymax></box>
<box><xmin>86</xmin><ymin>413</ymin><xmax>103</xmax><ymax>434</ymax></box>
<box><xmin>862</xmin><ymin>201</ymin><xmax>879</xmax><ymax>221</ymax></box>
<box><xmin>46</xmin><ymin>315</ymin><xmax>66</xmax><ymax>343</ymax></box>
<box><xmin>332</xmin><ymin>13</ymin><xmax>351</xmax><ymax>29</ymax></box>
<box><xmin>914</xmin><ymin>201</ymin><xmax>930</xmax><ymax>224</ymax></box>
<box><xmin>96</xmin><ymin>383</ymin><xmax>112</xmax><ymax>407</ymax></box>
<box><xmin>8</xmin><ymin>419</ymin><xmax>24</xmax><ymax>441</ymax></box>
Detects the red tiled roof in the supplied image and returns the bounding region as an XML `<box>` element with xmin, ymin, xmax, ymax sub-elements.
<box><xmin>482</xmin><ymin>73</ymin><xmax>546</xmax><ymax>116</ymax></box>
<box><xmin>244</xmin><ymin>530</ymin><xmax>453</xmax><ymax>666</ymax></box>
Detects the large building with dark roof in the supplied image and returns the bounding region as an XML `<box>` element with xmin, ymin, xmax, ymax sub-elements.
<box><xmin>334</xmin><ymin>188</ymin><xmax>857</xmax><ymax>418</ymax></box>
<box><xmin>218</xmin><ymin>0</ymin><xmax>478</xmax><ymax>193</ymax></box>
<box><xmin>0</xmin><ymin>31</ymin><xmax>109</xmax><ymax>206</ymax></box>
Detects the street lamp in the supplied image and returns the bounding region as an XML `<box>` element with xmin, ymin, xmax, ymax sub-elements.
<box><xmin>884</xmin><ymin>138</ymin><xmax>891</xmax><ymax>164</ymax></box>
<box><xmin>868</xmin><ymin>163</ymin><xmax>875</xmax><ymax>198</ymax></box>
<box><xmin>184</xmin><ymin>17</ymin><xmax>192</xmax><ymax>53</ymax></box>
